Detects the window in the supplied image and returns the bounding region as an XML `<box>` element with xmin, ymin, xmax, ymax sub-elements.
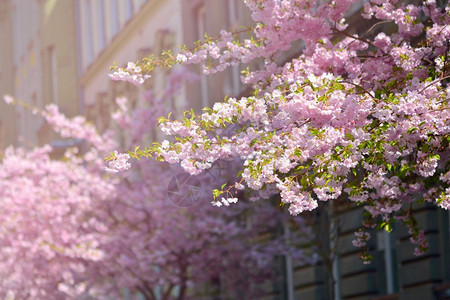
<box><xmin>0</xmin><ymin>46</ymin><xmax>2</xmax><ymax>78</ymax></box>
<box><xmin>126</xmin><ymin>0</ymin><xmax>134</xmax><ymax>20</ymax></box>
<box><xmin>438</xmin><ymin>210</ymin><xmax>450</xmax><ymax>282</ymax></box>
<box><xmin>112</xmin><ymin>0</ymin><xmax>119</xmax><ymax>36</ymax></box>
<box><xmin>284</xmin><ymin>222</ymin><xmax>295</xmax><ymax>300</ymax></box>
<box><xmin>0</xmin><ymin>120</ymin><xmax>3</xmax><ymax>149</ymax></box>
<box><xmin>47</xmin><ymin>46</ymin><xmax>58</xmax><ymax>105</ymax></box>
<box><xmin>84</xmin><ymin>0</ymin><xmax>94</xmax><ymax>64</ymax></box>
<box><xmin>96</xmin><ymin>92</ymin><xmax>110</xmax><ymax>132</ymax></box>
<box><xmin>195</xmin><ymin>4</ymin><xmax>209</xmax><ymax>108</ymax></box>
<box><xmin>97</xmin><ymin>0</ymin><xmax>106</xmax><ymax>50</ymax></box>
<box><xmin>376</xmin><ymin>230</ymin><xmax>399</xmax><ymax>295</ymax></box>
<box><xmin>228</xmin><ymin>0</ymin><xmax>240</xmax><ymax>28</ymax></box>
<box><xmin>227</xmin><ymin>0</ymin><xmax>244</xmax><ymax>96</ymax></box>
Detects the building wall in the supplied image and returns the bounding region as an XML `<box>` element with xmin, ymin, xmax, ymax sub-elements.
<box><xmin>291</xmin><ymin>206</ymin><xmax>450</xmax><ymax>300</ymax></box>
<box><xmin>39</xmin><ymin>0</ymin><xmax>80</xmax><ymax>146</ymax></box>
<box><xmin>40</xmin><ymin>0</ymin><xmax>79</xmax><ymax>115</ymax></box>
<box><xmin>0</xmin><ymin>0</ymin><xmax>80</xmax><ymax>148</ymax></box>
<box><xmin>0</xmin><ymin>0</ymin><xmax>17</xmax><ymax>149</ymax></box>
<box><xmin>9</xmin><ymin>0</ymin><xmax>43</xmax><ymax>147</ymax></box>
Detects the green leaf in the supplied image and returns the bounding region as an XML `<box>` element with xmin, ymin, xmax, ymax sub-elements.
<box><xmin>345</xmin><ymin>133</ymin><xmax>354</xmax><ymax>141</ymax></box>
<box><xmin>300</xmin><ymin>176</ymin><xmax>308</xmax><ymax>187</ymax></box>
<box><xmin>384</xmin><ymin>223</ymin><xmax>392</xmax><ymax>233</ymax></box>
<box><xmin>212</xmin><ymin>189</ymin><xmax>223</xmax><ymax>199</ymax></box>
<box><xmin>376</xmin><ymin>141</ymin><xmax>384</xmax><ymax>152</ymax></box>
<box><xmin>407</xmin><ymin>127</ymin><xmax>418</xmax><ymax>134</ymax></box>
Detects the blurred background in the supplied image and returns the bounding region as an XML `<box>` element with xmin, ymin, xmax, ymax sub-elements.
<box><xmin>0</xmin><ymin>0</ymin><xmax>450</xmax><ymax>299</ymax></box>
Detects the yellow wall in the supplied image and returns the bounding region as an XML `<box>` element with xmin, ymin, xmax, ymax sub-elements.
<box><xmin>0</xmin><ymin>0</ymin><xmax>18</xmax><ymax>149</ymax></box>
<box><xmin>41</xmin><ymin>0</ymin><xmax>79</xmax><ymax>116</ymax></box>
<box><xmin>39</xmin><ymin>0</ymin><xmax>79</xmax><ymax>144</ymax></box>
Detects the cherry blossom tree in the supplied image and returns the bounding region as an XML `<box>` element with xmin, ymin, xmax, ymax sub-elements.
<box><xmin>0</xmin><ymin>137</ymin><xmax>115</xmax><ymax>299</ymax></box>
<box><xmin>110</xmin><ymin>0</ymin><xmax>450</xmax><ymax>262</ymax></box>
<box><xmin>0</xmin><ymin>95</ymin><xmax>124</xmax><ymax>298</ymax></box>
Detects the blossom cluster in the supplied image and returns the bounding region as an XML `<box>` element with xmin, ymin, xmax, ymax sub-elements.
<box><xmin>104</xmin><ymin>151</ymin><xmax>131</xmax><ymax>173</ymax></box>
<box><xmin>109</xmin><ymin>62</ymin><xmax>151</xmax><ymax>86</ymax></box>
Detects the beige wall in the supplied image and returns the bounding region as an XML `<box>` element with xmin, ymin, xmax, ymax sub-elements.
<box><xmin>41</xmin><ymin>0</ymin><xmax>79</xmax><ymax>115</ymax></box>
<box><xmin>0</xmin><ymin>0</ymin><xmax>80</xmax><ymax>148</ymax></box>
<box><xmin>8</xmin><ymin>0</ymin><xmax>43</xmax><ymax>147</ymax></box>
<box><xmin>0</xmin><ymin>0</ymin><xmax>17</xmax><ymax>149</ymax></box>
<box><xmin>39</xmin><ymin>0</ymin><xmax>80</xmax><ymax>145</ymax></box>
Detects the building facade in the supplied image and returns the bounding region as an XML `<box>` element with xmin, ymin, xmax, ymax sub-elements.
<box><xmin>0</xmin><ymin>0</ymin><xmax>17</xmax><ymax>149</ymax></box>
<box><xmin>288</xmin><ymin>205</ymin><xmax>450</xmax><ymax>300</ymax></box>
<box><xmin>0</xmin><ymin>0</ymin><xmax>80</xmax><ymax>149</ymax></box>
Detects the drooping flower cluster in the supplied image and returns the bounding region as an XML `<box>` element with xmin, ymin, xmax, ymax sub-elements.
<box><xmin>109</xmin><ymin>62</ymin><xmax>151</xmax><ymax>86</ymax></box>
<box><xmin>104</xmin><ymin>151</ymin><xmax>131</xmax><ymax>173</ymax></box>
<box><xmin>42</xmin><ymin>103</ymin><xmax>117</xmax><ymax>154</ymax></box>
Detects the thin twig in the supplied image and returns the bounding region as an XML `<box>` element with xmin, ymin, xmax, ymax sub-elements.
<box><xmin>334</xmin><ymin>28</ymin><xmax>387</xmax><ymax>56</ymax></box>
<box><xmin>419</xmin><ymin>75</ymin><xmax>450</xmax><ymax>93</ymax></box>
<box><xmin>342</xmin><ymin>80</ymin><xmax>376</xmax><ymax>100</ymax></box>
<box><xmin>363</xmin><ymin>20</ymin><xmax>393</xmax><ymax>37</ymax></box>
